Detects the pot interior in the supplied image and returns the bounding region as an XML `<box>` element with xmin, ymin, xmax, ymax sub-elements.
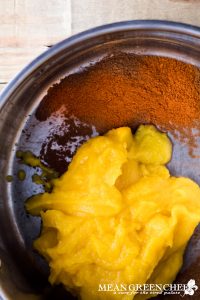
<box><xmin>1</xmin><ymin>22</ymin><xmax>200</xmax><ymax>299</ymax></box>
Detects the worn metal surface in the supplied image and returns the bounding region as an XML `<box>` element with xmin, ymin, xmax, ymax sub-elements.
<box><xmin>0</xmin><ymin>21</ymin><xmax>200</xmax><ymax>299</ymax></box>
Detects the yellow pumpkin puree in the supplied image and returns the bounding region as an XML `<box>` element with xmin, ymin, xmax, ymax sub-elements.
<box><xmin>26</xmin><ymin>125</ymin><xmax>200</xmax><ymax>299</ymax></box>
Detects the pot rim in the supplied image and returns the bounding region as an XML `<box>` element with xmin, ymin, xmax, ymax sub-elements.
<box><xmin>1</xmin><ymin>19</ymin><xmax>200</xmax><ymax>110</ymax></box>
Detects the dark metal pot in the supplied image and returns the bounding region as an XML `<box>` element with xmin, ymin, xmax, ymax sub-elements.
<box><xmin>1</xmin><ymin>20</ymin><xmax>200</xmax><ymax>300</ymax></box>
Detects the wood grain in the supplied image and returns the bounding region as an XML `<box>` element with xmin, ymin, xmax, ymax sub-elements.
<box><xmin>0</xmin><ymin>0</ymin><xmax>71</xmax><ymax>92</ymax></box>
<box><xmin>71</xmin><ymin>0</ymin><xmax>200</xmax><ymax>33</ymax></box>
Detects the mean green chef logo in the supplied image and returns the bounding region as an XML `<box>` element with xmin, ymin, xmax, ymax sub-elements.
<box><xmin>184</xmin><ymin>280</ymin><xmax>198</xmax><ymax>296</ymax></box>
<box><xmin>98</xmin><ymin>279</ymin><xmax>198</xmax><ymax>297</ymax></box>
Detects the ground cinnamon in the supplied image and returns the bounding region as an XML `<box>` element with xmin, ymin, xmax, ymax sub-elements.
<box><xmin>36</xmin><ymin>53</ymin><xmax>200</xmax><ymax>155</ymax></box>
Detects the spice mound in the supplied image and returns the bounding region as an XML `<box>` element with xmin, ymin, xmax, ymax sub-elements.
<box><xmin>35</xmin><ymin>53</ymin><xmax>200</xmax><ymax>155</ymax></box>
<box><xmin>26</xmin><ymin>125</ymin><xmax>200</xmax><ymax>300</ymax></box>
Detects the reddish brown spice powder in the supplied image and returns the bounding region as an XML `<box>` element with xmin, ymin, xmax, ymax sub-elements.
<box><xmin>36</xmin><ymin>53</ymin><xmax>200</xmax><ymax>154</ymax></box>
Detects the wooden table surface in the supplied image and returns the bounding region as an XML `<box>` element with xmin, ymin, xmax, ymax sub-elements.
<box><xmin>0</xmin><ymin>0</ymin><xmax>200</xmax><ymax>93</ymax></box>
